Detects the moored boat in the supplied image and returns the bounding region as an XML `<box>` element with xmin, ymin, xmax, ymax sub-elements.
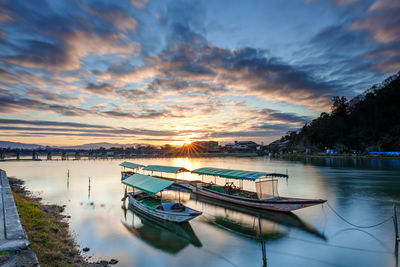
<box><xmin>122</xmin><ymin>173</ymin><xmax>202</xmax><ymax>223</ymax></box>
<box><xmin>120</xmin><ymin>161</ymin><xmax>144</xmax><ymax>180</ymax></box>
<box><xmin>188</xmin><ymin>167</ymin><xmax>326</xmax><ymax>212</ymax></box>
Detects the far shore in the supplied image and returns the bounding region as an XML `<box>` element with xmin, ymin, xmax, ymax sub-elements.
<box><xmin>280</xmin><ymin>152</ymin><xmax>400</xmax><ymax>159</ymax></box>
<box><xmin>0</xmin><ymin>152</ymin><xmax>399</xmax><ymax>162</ymax></box>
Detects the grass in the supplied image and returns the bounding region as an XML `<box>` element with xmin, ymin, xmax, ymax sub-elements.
<box><xmin>12</xmin><ymin>190</ymin><xmax>87</xmax><ymax>267</ymax></box>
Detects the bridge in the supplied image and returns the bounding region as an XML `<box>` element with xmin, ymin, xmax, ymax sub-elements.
<box><xmin>0</xmin><ymin>148</ymin><xmax>165</xmax><ymax>161</ymax></box>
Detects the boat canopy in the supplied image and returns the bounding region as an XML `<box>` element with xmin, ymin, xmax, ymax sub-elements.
<box><xmin>143</xmin><ymin>165</ymin><xmax>190</xmax><ymax>173</ymax></box>
<box><xmin>120</xmin><ymin>162</ymin><xmax>144</xmax><ymax>170</ymax></box>
<box><xmin>191</xmin><ymin>167</ymin><xmax>288</xmax><ymax>180</ymax></box>
<box><xmin>122</xmin><ymin>173</ymin><xmax>174</xmax><ymax>195</ymax></box>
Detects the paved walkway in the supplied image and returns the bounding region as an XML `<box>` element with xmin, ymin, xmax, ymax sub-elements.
<box><xmin>0</xmin><ymin>169</ymin><xmax>39</xmax><ymax>266</ymax></box>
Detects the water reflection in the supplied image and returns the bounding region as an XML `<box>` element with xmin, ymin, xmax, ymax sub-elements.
<box><xmin>190</xmin><ymin>194</ymin><xmax>326</xmax><ymax>240</ymax></box>
<box><xmin>160</xmin><ymin>189</ymin><xmax>325</xmax><ymax>242</ymax></box>
<box><xmin>207</xmin><ymin>216</ymin><xmax>285</xmax><ymax>241</ymax></box>
<box><xmin>122</xmin><ymin>203</ymin><xmax>202</xmax><ymax>254</ymax></box>
<box><xmin>1</xmin><ymin>157</ymin><xmax>399</xmax><ymax>267</ymax></box>
<box><xmin>284</xmin><ymin>156</ymin><xmax>400</xmax><ymax>170</ymax></box>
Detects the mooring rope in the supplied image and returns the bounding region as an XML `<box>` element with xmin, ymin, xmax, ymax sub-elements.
<box><xmin>326</xmin><ymin>202</ymin><xmax>393</xmax><ymax>229</ymax></box>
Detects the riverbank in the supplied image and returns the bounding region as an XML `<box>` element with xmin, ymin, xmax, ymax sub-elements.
<box><xmin>9</xmin><ymin>177</ymin><xmax>117</xmax><ymax>267</ymax></box>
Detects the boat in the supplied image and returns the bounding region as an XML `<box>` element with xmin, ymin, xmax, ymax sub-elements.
<box><xmin>122</xmin><ymin>173</ymin><xmax>202</xmax><ymax>223</ymax></box>
<box><xmin>120</xmin><ymin>161</ymin><xmax>144</xmax><ymax>180</ymax></box>
<box><xmin>187</xmin><ymin>167</ymin><xmax>326</xmax><ymax>212</ymax></box>
<box><xmin>122</xmin><ymin>204</ymin><xmax>202</xmax><ymax>254</ymax></box>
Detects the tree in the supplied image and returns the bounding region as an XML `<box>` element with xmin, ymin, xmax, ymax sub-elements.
<box><xmin>331</xmin><ymin>96</ymin><xmax>349</xmax><ymax>117</ymax></box>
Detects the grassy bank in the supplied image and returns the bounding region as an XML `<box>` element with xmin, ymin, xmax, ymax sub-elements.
<box><xmin>10</xmin><ymin>178</ymin><xmax>88</xmax><ymax>267</ymax></box>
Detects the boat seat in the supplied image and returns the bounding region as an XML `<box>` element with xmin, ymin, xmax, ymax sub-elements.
<box><xmin>224</xmin><ymin>182</ymin><xmax>241</xmax><ymax>194</ymax></box>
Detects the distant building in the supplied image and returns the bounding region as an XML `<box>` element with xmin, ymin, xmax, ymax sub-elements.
<box><xmin>192</xmin><ymin>141</ymin><xmax>220</xmax><ymax>153</ymax></box>
<box><xmin>268</xmin><ymin>139</ymin><xmax>290</xmax><ymax>153</ymax></box>
<box><xmin>225</xmin><ymin>141</ymin><xmax>259</xmax><ymax>152</ymax></box>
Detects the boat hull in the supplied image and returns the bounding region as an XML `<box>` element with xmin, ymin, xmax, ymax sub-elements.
<box><xmin>127</xmin><ymin>193</ymin><xmax>201</xmax><ymax>223</ymax></box>
<box><xmin>189</xmin><ymin>185</ymin><xmax>326</xmax><ymax>212</ymax></box>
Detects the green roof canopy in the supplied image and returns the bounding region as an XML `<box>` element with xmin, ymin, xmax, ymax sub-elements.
<box><xmin>191</xmin><ymin>167</ymin><xmax>288</xmax><ymax>180</ymax></box>
<box><xmin>122</xmin><ymin>173</ymin><xmax>174</xmax><ymax>195</ymax></box>
<box><xmin>143</xmin><ymin>165</ymin><xmax>190</xmax><ymax>173</ymax></box>
<box><xmin>120</xmin><ymin>162</ymin><xmax>144</xmax><ymax>170</ymax></box>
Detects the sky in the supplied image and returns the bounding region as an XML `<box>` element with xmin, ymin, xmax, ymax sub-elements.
<box><xmin>0</xmin><ymin>0</ymin><xmax>399</xmax><ymax>146</ymax></box>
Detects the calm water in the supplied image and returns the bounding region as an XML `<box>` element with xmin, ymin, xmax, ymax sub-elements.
<box><xmin>1</xmin><ymin>157</ymin><xmax>400</xmax><ymax>267</ymax></box>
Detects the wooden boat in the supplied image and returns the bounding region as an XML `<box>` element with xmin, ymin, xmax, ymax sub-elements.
<box><xmin>122</xmin><ymin>203</ymin><xmax>202</xmax><ymax>254</ymax></box>
<box><xmin>122</xmin><ymin>173</ymin><xmax>202</xmax><ymax>223</ymax></box>
<box><xmin>188</xmin><ymin>167</ymin><xmax>326</xmax><ymax>212</ymax></box>
<box><xmin>120</xmin><ymin>162</ymin><xmax>144</xmax><ymax>180</ymax></box>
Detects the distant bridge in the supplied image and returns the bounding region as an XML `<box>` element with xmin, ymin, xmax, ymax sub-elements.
<box><xmin>0</xmin><ymin>148</ymin><xmax>164</xmax><ymax>161</ymax></box>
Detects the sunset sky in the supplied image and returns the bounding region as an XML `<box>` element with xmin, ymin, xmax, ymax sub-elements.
<box><xmin>0</xmin><ymin>0</ymin><xmax>399</xmax><ymax>146</ymax></box>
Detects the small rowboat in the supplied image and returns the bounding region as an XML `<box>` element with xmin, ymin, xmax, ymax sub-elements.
<box><xmin>122</xmin><ymin>173</ymin><xmax>202</xmax><ymax>223</ymax></box>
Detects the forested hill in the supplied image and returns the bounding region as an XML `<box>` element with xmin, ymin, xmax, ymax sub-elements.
<box><xmin>276</xmin><ymin>72</ymin><xmax>400</xmax><ymax>152</ymax></box>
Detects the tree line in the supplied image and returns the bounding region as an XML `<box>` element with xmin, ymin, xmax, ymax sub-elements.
<box><xmin>278</xmin><ymin>73</ymin><xmax>400</xmax><ymax>152</ymax></box>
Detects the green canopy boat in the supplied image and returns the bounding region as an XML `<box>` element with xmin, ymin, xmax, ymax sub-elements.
<box><xmin>122</xmin><ymin>173</ymin><xmax>201</xmax><ymax>223</ymax></box>
<box><xmin>188</xmin><ymin>167</ymin><xmax>326</xmax><ymax>212</ymax></box>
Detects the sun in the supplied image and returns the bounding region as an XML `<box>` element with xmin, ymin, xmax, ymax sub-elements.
<box><xmin>184</xmin><ymin>138</ymin><xmax>192</xmax><ymax>144</ymax></box>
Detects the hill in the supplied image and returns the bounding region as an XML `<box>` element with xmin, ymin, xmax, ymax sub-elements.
<box><xmin>274</xmin><ymin>72</ymin><xmax>400</xmax><ymax>152</ymax></box>
<box><xmin>0</xmin><ymin>141</ymin><xmax>46</xmax><ymax>149</ymax></box>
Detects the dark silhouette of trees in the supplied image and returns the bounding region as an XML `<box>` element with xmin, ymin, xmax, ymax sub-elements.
<box><xmin>280</xmin><ymin>73</ymin><xmax>400</xmax><ymax>152</ymax></box>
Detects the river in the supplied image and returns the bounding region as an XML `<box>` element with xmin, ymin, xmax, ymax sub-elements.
<box><xmin>1</xmin><ymin>156</ymin><xmax>399</xmax><ymax>267</ymax></box>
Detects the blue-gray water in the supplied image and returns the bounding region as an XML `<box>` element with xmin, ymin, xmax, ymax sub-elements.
<box><xmin>1</xmin><ymin>156</ymin><xmax>399</xmax><ymax>267</ymax></box>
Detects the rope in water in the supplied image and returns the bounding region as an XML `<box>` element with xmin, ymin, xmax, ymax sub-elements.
<box><xmin>326</xmin><ymin>202</ymin><xmax>393</xmax><ymax>229</ymax></box>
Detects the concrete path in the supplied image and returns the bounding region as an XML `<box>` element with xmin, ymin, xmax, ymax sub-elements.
<box><xmin>0</xmin><ymin>169</ymin><xmax>39</xmax><ymax>266</ymax></box>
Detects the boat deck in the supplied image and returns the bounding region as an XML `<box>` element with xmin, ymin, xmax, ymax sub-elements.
<box><xmin>140</xmin><ymin>197</ymin><xmax>161</xmax><ymax>210</ymax></box>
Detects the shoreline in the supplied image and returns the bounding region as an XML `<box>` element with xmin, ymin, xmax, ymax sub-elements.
<box><xmin>9</xmin><ymin>177</ymin><xmax>117</xmax><ymax>267</ymax></box>
<box><xmin>279</xmin><ymin>153</ymin><xmax>400</xmax><ymax>159</ymax></box>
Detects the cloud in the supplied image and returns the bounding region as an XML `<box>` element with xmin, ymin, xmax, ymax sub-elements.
<box><xmin>0</xmin><ymin>1</ymin><xmax>140</xmax><ymax>71</ymax></box>
<box><xmin>349</xmin><ymin>0</ymin><xmax>400</xmax><ymax>72</ymax></box>
<box><xmin>0</xmin><ymin>118</ymin><xmax>113</xmax><ymax>129</ymax></box>
<box><xmin>351</xmin><ymin>0</ymin><xmax>400</xmax><ymax>43</ymax></box>
<box><xmin>80</xmin><ymin>3</ymin><xmax>137</xmax><ymax>32</ymax></box>
<box><xmin>148</xmin><ymin>44</ymin><xmax>339</xmax><ymax>108</ymax></box>
<box><xmin>85</xmin><ymin>82</ymin><xmax>117</xmax><ymax>95</ymax></box>
<box><xmin>0</xmin><ymin>89</ymin><xmax>173</xmax><ymax>119</ymax></box>
<box><xmin>0</xmin><ymin>118</ymin><xmax>178</xmax><ymax>138</ymax></box>
<box><xmin>131</xmin><ymin>0</ymin><xmax>148</xmax><ymax>9</ymax></box>
<box><xmin>5</xmin><ymin>31</ymin><xmax>140</xmax><ymax>71</ymax></box>
<box><xmin>246</xmin><ymin>108</ymin><xmax>313</xmax><ymax>125</ymax></box>
<box><xmin>24</xmin><ymin>88</ymin><xmax>79</xmax><ymax>104</ymax></box>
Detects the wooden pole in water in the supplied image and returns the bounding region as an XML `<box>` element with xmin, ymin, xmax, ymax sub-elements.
<box><xmin>88</xmin><ymin>177</ymin><xmax>91</xmax><ymax>200</ymax></box>
<box><xmin>258</xmin><ymin>215</ymin><xmax>267</xmax><ymax>266</ymax></box>
<box><xmin>395</xmin><ymin>239</ymin><xmax>398</xmax><ymax>267</ymax></box>
<box><xmin>394</xmin><ymin>205</ymin><xmax>399</xmax><ymax>242</ymax></box>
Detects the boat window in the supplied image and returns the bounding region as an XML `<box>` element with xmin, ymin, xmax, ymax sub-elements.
<box><xmin>255</xmin><ymin>179</ymin><xmax>279</xmax><ymax>199</ymax></box>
